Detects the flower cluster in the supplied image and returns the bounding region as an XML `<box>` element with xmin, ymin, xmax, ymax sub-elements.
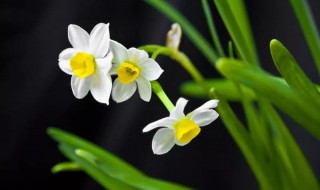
<box><xmin>58</xmin><ymin>23</ymin><xmax>163</xmax><ymax>104</ymax></box>
<box><xmin>58</xmin><ymin>23</ymin><xmax>219</xmax><ymax>154</ymax></box>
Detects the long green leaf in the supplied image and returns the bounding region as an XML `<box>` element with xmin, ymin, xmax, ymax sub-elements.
<box><xmin>48</xmin><ymin>128</ymin><xmax>144</xmax><ymax>177</ymax></box>
<box><xmin>59</xmin><ymin>143</ymin><xmax>136</xmax><ymax>190</ymax></box>
<box><xmin>48</xmin><ymin>128</ymin><xmax>191</xmax><ymax>190</ymax></box>
<box><xmin>289</xmin><ymin>0</ymin><xmax>320</xmax><ymax>74</ymax></box>
<box><xmin>216</xmin><ymin>58</ymin><xmax>320</xmax><ymax>139</ymax></box>
<box><xmin>213</xmin><ymin>0</ymin><xmax>259</xmax><ymax>65</ymax></box>
<box><xmin>270</xmin><ymin>39</ymin><xmax>320</xmax><ymax>100</ymax></box>
<box><xmin>144</xmin><ymin>0</ymin><xmax>218</xmax><ymax>64</ymax></box>
<box><xmin>201</xmin><ymin>0</ymin><xmax>225</xmax><ymax>57</ymax></box>
<box><xmin>260</xmin><ymin>101</ymin><xmax>319</xmax><ymax>190</ymax></box>
<box><xmin>214</xmin><ymin>94</ymin><xmax>274</xmax><ymax>189</ymax></box>
<box><xmin>180</xmin><ymin>79</ymin><xmax>256</xmax><ymax>100</ymax></box>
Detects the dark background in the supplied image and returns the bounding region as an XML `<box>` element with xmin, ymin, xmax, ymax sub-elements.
<box><xmin>2</xmin><ymin>0</ymin><xmax>320</xmax><ymax>189</ymax></box>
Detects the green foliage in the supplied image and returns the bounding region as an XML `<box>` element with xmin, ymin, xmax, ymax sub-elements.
<box><xmin>270</xmin><ymin>39</ymin><xmax>320</xmax><ymax>101</ymax></box>
<box><xmin>48</xmin><ymin>128</ymin><xmax>192</xmax><ymax>190</ymax></box>
<box><xmin>289</xmin><ymin>0</ymin><xmax>320</xmax><ymax>74</ymax></box>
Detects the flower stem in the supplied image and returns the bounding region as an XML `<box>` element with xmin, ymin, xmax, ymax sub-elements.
<box><xmin>151</xmin><ymin>81</ymin><xmax>175</xmax><ymax>112</ymax></box>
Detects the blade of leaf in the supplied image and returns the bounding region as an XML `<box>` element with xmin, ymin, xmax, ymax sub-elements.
<box><xmin>213</xmin><ymin>93</ymin><xmax>274</xmax><ymax>189</ymax></box>
<box><xmin>260</xmin><ymin>101</ymin><xmax>319</xmax><ymax>190</ymax></box>
<box><xmin>270</xmin><ymin>39</ymin><xmax>320</xmax><ymax>101</ymax></box>
<box><xmin>48</xmin><ymin>128</ymin><xmax>145</xmax><ymax>177</ymax></box>
<box><xmin>289</xmin><ymin>0</ymin><xmax>320</xmax><ymax>74</ymax></box>
<box><xmin>48</xmin><ymin>128</ymin><xmax>191</xmax><ymax>190</ymax></box>
<box><xmin>144</xmin><ymin>0</ymin><xmax>218</xmax><ymax>65</ymax></box>
<box><xmin>201</xmin><ymin>0</ymin><xmax>225</xmax><ymax>57</ymax></box>
<box><xmin>180</xmin><ymin>79</ymin><xmax>256</xmax><ymax>100</ymax></box>
<box><xmin>213</xmin><ymin>0</ymin><xmax>259</xmax><ymax>65</ymax></box>
<box><xmin>58</xmin><ymin>143</ymin><xmax>136</xmax><ymax>190</ymax></box>
<box><xmin>216</xmin><ymin>58</ymin><xmax>320</xmax><ymax>139</ymax></box>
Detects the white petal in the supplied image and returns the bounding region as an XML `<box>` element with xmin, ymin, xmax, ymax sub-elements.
<box><xmin>140</xmin><ymin>59</ymin><xmax>164</xmax><ymax>81</ymax></box>
<box><xmin>90</xmin><ymin>71</ymin><xmax>112</xmax><ymax>104</ymax></box>
<box><xmin>135</xmin><ymin>76</ymin><xmax>151</xmax><ymax>102</ymax></box>
<box><xmin>110</xmin><ymin>40</ymin><xmax>128</xmax><ymax>64</ymax></box>
<box><xmin>128</xmin><ymin>48</ymin><xmax>148</xmax><ymax>64</ymax></box>
<box><xmin>170</xmin><ymin>98</ymin><xmax>188</xmax><ymax>120</ymax></box>
<box><xmin>109</xmin><ymin>63</ymin><xmax>120</xmax><ymax>75</ymax></box>
<box><xmin>193</xmin><ymin>100</ymin><xmax>219</xmax><ymax>112</ymax></box>
<box><xmin>58</xmin><ymin>60</ymin><xmax>73</xmax><ymax>75</ymax></box>
<box><xmin>89</xmin><ymin>23</ymin><xmax>110</xmax><ymax>58</ymax></box>
<box><xmin>59</xmin><ymin>48</ymin><xmax>77</xmax><ymax>60</ymax></box>
<box><xmin>71</xmin><ymin>75</ymin><xmax>91</xmax><ymax>99</ymax></box>
<box><xmin>96</xmin><ymin>52</ymin><xmax>113</xmax><ymax>71</ymax></box>
<box><xmin>112</xmin><ymin>79</ymin><xmax>137</xmax><ymax>103</ymax></box>
<box><xmin>68</xmin><ymin>24</ymin><xmax>89</xmax><ymax>51</ymax></box>
<box><xmin>152</xmin><ymin>128</ymin><xmax>175</xmax><ymax>155</ymax></box>
<box><xmin>143</xmin><ymin>117</ymin><xmax>176</xmax><ymax>132</ymax></box>
<box><xmin>191</xmin><ymin>110</ymin><xmax>219</xmax><ymax>127</ymax></box>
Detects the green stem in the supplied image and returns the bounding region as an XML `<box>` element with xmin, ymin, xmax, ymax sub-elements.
<box><xmin>151</xmin><ymin>81</ymin><xmax>175</xmax><ymax>112</ymax></box>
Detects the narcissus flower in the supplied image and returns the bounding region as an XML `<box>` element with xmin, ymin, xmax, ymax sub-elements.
<box><xmin>109</xmin><ymin>40</ymin><xmax>163</xmax><ymax>102</ymax></box>
<box><xmin>143</xmin><ymin>98</ymin><xmax>219</xmax><ymax>155</ymax></box>
<box><xmin>58</xmin><ymin>23</ymin><xmax>113</xmax><ymax>104</ymax></box>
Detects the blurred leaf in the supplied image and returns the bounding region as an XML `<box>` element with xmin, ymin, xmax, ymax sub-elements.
<box><xmin>216</xmin><ymin>58</ymin><xmax>320</xmax><ymax>140</ymax></box>
<box><xmin>144</xmin><ymin>0</ymin><xmax>218</xmax><ymax>65</ymax></box>
<box><xmin>48</xmin><ymin>128</ymin><xmax>192</xmax><ymax>190</ymax></box>
<box><xmin>289</xmin><ymin>0</ymin><xmax>320</xmax><ymax>74</ymax></box>
<box><xmin>180</xmin><ymin>79</ymin><xmax>256</xmax><ymax>100</ymax></box>
<box><xmin>213</xmin><ymin>94</ymin><xmax>274</xmax><ymax>189</ymax></box>
<box><xmin>51</xmin><ymin>162</ymin><xmax>81</xmax><ymax>174</ymax></box>
<box><xmin>270</xmin><ymin>39</ymin><xmax>320</xmax><ymax>100</ymax></box>
<box><xmin>260</xmin><ymin>101</ymin><xmax>319</xmax><ymax>190</ymax></box>
<box><xmin>58</xmin><ymin>143</ymin><xmax>136</xmax><ymax>190</ymax></box>
<box><xmin>213</xmin><ymin>0</ymin><xmax>259</xmax><ymax>65</ymax></box>
<box><xmin>201</xmin><ymin>0</ymin><xmax>225</xmax><ymax>57</ymax></box>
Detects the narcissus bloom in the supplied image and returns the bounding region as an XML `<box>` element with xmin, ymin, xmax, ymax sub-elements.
<box><xmin>58</xmin><ymin>23</ymin><xmax>113</xmax><ymax>104</ymax></box>
<box><xmin>109</xmin><ymin>40</ymin><xmax>163</xmax><ymax>102</ymax></box>
<box><xmin>143</xmin><ymin>98</ymin><xmax>219</xmax><ymax>155</ymax></box>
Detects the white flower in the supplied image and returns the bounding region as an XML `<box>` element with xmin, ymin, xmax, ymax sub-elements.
<box><xmin>166</xmin><ymin>23</ymin><xmax>182</xmax><ymax>50</ymax></box>
<box><xmin>109</xmin><ymin>40</ymin><xmax>163</xmax><ymax>102</ymax></box>
<box><xmin>58</xmin><ymin>23</ymin><xmax>113</xmax><ymax>104</ymax></box>
<box><xmin>143</xmin><ymin>98</ymin><xmax>219</xmax><ymax>155</ymax></box>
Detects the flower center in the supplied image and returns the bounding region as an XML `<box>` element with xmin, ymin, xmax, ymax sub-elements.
<box><xmin>70</xmin><ymin>52</ymin><xmax>96</xmax><ymax>78</ymax></box>
<box><xmin>117</xmin><ymin>62</ymin><xmax>140</xmax><ymax>84</ymax></box>
<box><xmin>175</xmin><ymin>119</ymin><xmax>201</xmax><ymax>144</ymax></box>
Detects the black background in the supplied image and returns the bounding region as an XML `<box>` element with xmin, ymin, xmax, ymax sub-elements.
<box><xmin>2</xmin><ymin>0</ymin><xmax>320</xmax><ymax>189</ymax></box>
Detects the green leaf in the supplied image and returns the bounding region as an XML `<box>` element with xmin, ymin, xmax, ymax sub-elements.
<box><xmin>51</xmin><ymin>162</ymin><xmax>82</xmax><ymax>174</ymax></box>
<box><xmin>180</xmin><ymin>79</ymin><xmax>256</xmax><ymax>100</ymax></box>
<box><xmin>289</xmin><ymin>0</ymin><xmax>320</xmax><ymax>74</ymax></box>
<box><xmin>48</xmin><ymin>128</ymin><xmax>144</xmax><ymax>177</ymax></box>
<box><xmin>48</xmin><ymin>128</ymin><xmax>191</xmax><ymax>190</ymax></box>
<box><xmin>270</xmin><ymin>39</ymin><xmax>320</xmax><ymax>100</ymax></box>
<box><xmin>260</xmin><ymin>101</ymin><xmax>319</xmax><ymax>190</ymax></box>
<box><xmin>216</xmin><ymin>58</ymin><xmax>320</xmax><ymax>139</ymax></box>
<box><xmin>59</xmin><ymin>143</ymin><xmax>136</xmax><ymax>190</ymax></box>
<box><xmin>144</xmin><ymin>0</ymin><xmax>218</xmax><ymax>65</ymax></box>
<box><xmin>213</xmin><ymin>93</ymin><xmax>274</xmax><ymax>189</ymax></box>
<box><xmin>213</xmin><ymin>0</ymin><xmax>259</xmax><ymax>65</ymax></box>
<box><xmin>201</xmin><ymin>0</ymin><xmax>225</xmax><ymax>57</ymax></box>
